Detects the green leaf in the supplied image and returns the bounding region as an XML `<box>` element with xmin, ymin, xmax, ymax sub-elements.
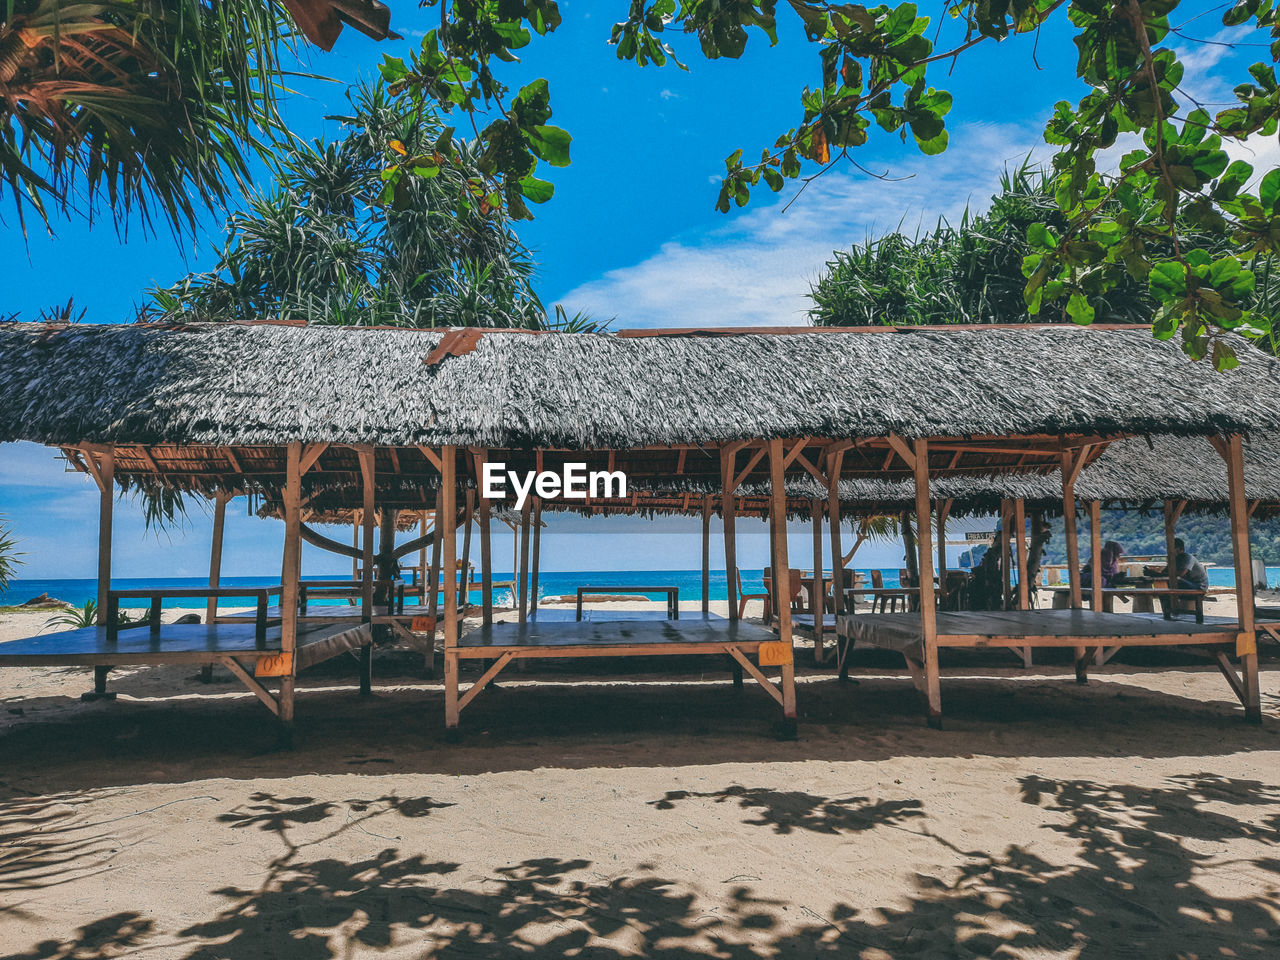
<box><xmin>518</xmin><ymin>175</ymin><xmax>555</xmax><ymax>203</ymax></box>
<box><xmin>1066</xmin><ymin>293</ymin><xmax>1094</xmax><ymax>325</ymax></box>
<box><xmin>530</xmin><ymin>125</ymin><xmax>572</xmax><ymax>166</ymax></box>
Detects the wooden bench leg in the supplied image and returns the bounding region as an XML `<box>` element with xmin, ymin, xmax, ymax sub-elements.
<box><xmin>359</xmin><ymin>644</ymin><xmax>373</xmax><ymax>696</ymax></box>
<box><xmin>81</xmin><ymin>665</ymin><xmax>117</xmax><ymax>702</ymax></box>
<box><xmin>1074</xmin><ymin>646</ymin><xmax>1093</xmax><ymax>684</ymax></box>
<box><xmin>837</xmin><ymin>636</ymin><xmax>854</xmax><ymax>684</ymax></box>
<box><xmin>903</xmin><ymin>653</ymin><xmax>942</xmax><ymax>729</ymax></box>
<box><xmin>1214</xmin><ymin>650</ymin><xmax>1261</xmax><ymax>722</ymax></box>
<box><xmin>199</xmin><ymin>664</ymin><xmax>214</xmax><ymax>684</ymax></box>
<box><xmin>730</xmin><ymin>657</ymin><xmax>744</xmax><ymax>691</ymax></box>
<box><xmin>444</xmin><ymin>651</ymin><xmax>460</xmax><ymax>740</ymax></box>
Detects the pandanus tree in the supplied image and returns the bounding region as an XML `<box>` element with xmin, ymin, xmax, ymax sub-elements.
<box><xmin>152</xmin><ymin>82</ymin><xmax>603</xmax><ymax>330</ymax></box>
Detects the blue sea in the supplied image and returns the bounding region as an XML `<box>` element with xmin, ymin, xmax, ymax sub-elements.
<box><xmin>0</xmin><ymin>566</ymin><xmax>1268</xmax><ymax>610</ymax></box>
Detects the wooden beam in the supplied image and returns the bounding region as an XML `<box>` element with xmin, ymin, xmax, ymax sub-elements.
<box><xmin>913</xmin><ymin>438</ymin><xmax>941</xmax><ymax>728</ymax></box>
<box><xmin>1061</xmin><ymin>451</ymin><xmax>1083</xmax><ymax>610</ymax></box>
<box><xmin>767</xmin><ymin>438</ymin><xmax>797</xmax><ymax>722</ymax></box>
<box><xmin>359</xmin><ymin>448</ymin><xmax>376</xmax><ymax>623</ymax></box>
<box><xmin>206</xmin><ymin>492</ymin><xmax>229</xmax><ymax>627</ymax></box>
<box><xmin>457</xmin><ymin>652</ymin><xmax>514</xmax><ymax>712</ymax></box>
<box><xmin>723</xmin><ymin>447</ymin><xmax>739</xmax><ymax>620</ymax></box>
<box><xmin>474</xmin><ymin>450</ymin><xmax>493</xmax><ymax>626</ymax></box>
<box><xmin>529</xmin><ymin>497</ymin><xmax>542</xmax><ymax>616</ymax></box>
<box><xmin>220</xmin><ymin>657</ymin><xmax>280</xmax><ymax>716</ymax></box>
<box><xmin>811</xmin><ymin>498</ymin><xmax>825</xmax><ymax>663</ymax></box>
<box><xmin>1089</xmin><ymin>500</ymin><xmax>1103</xmax><ymax>615</ymax></box>
<box><xmin>887</xmin><ymin>433</ymin><xmax>916</xmax><ymax>471</ymax></box>
<box><xmin>95</xmin><ymin>447</ymin><xmax>115</xmax><ymax>626</ymax></box>
<box><xmin>299</xmin><ymin>442</ymin><xmax>329</xmax><ymax>476</ymax></box>
<box><xmin>701</xmin><ymin>495</ymin><xmax>711</xmax><ymax>616</ymax></box>
<box><xmin>518</xmin><ymin>498</ymin><xmax>531</xmax><ymax>623</ymax></box>
<box><xmin>827</xmin><ymin>448</ymin><xmax>846</xmax><ymax>616</ymax></box>
<box><xmin>1224</xmin><ymin>433</ymin><xmax>1261</xmax><ymax>721</ymax></box>
<box><xmin>936</xmin><ymin>499</ymin><xmax>950</xmax><ymax>607</ymax></box>
<box><xmin>441</xmin><ymin>445</ymin><xmax>460</xmax><ymax>730</ymax></box>
<box><xmin>1015</xmin><ymin>499</ymin><xmax>1029</xmax><ymax>610</ymax></box>
<box><xmin>726</xmin><ymin>647</ymin><xmax>784</xmax><ymax>707</ymax></box>
<box><xmin>417</xmin><ymin>445</ymin><xmax>443</xmax><ymax>472</ymax></box>
<box><xmin>280</xmin><ymin>442</ymin><xmax>302</xmax><ymax>734</ymax></box>
<box><xmin>730</xmin><ymin>445</ymin><xmax>767</xmax><ymax>493</ymax></box>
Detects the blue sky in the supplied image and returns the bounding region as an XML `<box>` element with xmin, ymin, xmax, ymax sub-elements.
<box><xmin>0</xmin><ymin>1</ymin><xmax>1265</xmax><ymax>581</ymax></box>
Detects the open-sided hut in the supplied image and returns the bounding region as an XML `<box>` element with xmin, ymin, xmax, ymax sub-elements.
<box><xmin>1</xmin><ymin>321</ymin><xmax>1277</xmax><ymax>737</ymax></box>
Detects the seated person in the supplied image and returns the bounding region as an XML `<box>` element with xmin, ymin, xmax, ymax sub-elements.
<box><xmin>1145</xmin><ymin>538</ymin><xmax>1210</xmax><ymax>615</ymax></box>
<box><xmin>1081</xmin><ymin>541</ymin><xmax>1124</xmax><ymax>588</ymax></box>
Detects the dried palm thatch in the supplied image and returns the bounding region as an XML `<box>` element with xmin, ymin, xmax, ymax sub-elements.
<box><xmin>2</xmin><ymin>323</ymin><xmax>1279</xmax><ymax>450</ymax></box>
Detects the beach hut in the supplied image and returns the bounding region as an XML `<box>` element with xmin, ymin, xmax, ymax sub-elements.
<box><xmin>0</xmin><ymin>321</ymin><xmax>1277</xmax><ymax>738</ymax></box>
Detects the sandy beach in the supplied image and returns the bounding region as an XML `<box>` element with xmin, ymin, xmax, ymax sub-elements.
<box><xmin>3</xmin><ymin>598</ymin><xmax>1279</xmax><ymax>958</ymax></box>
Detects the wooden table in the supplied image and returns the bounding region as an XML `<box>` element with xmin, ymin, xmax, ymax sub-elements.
<box><xmin>576</xmin><ymin>586</ymin><xmax>679</xmax><ymax>620</ymax></box>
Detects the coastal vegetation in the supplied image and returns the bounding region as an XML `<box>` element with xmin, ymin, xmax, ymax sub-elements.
<box><xmin>153</xmin><ymin>83</ymin><xmax>598</xmax><ymax>331</ymax></box>
<box><xmin>0</xmin><ymin>0</ymin><xmax>305</xmax><ymax>233</ymax></box>
<box><xmin>377</xmin><ymin>0</ymin><xmax>1280</xmax><ymax>364</ymax></box>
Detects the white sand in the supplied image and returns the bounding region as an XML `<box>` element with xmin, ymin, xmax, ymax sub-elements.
<box><xmin>2</xmin><ymin>599</ymin><xmax>1279</xmax><ymax>957</ymax></box>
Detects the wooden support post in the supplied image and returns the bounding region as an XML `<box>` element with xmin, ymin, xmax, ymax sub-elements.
<box><xmin>441</xmin><ymin>447</ymin><xmax>461</xmax><ymax>733</ymax></box>
<box><xmin>935</xmin><ymin>500</ymin><xmax>950</xmax><ymax>609</ymax></box>
<box><xmin>358</xmin><ymin>448</ymin><xmax>376</xmax><ymax>623</ymax></box>
<box><xmin>767</xmin><ymin>439</ymin><xmax>797</xmax><ymax>733</ymax></box>
<box><xmin>1223</xmin><ymin>434</ymin><xmax>1261</xmax><ymax>722</ymax></box>
<box><xmin>95</xmin><ymin>447</ymin><xmax>115</xmax><ymax>626</ymax></box>
<box><xmin>202</xmin><ymin>491</ymin><xmax>229</xmax><ymax>682</ymax></box>
<box><xmin>999</xmin><ymin>500</ymin><xmax>1012</xmax><ymax>611</ymax></box>
<box><xmin>1089</xmin><ymin>500</ymin><xmax>1103</xmax><ymax>614</ymax></box>
<box><xmin>1163</xmin><ymin>499</ymin><xmax>1179</xmax><ymax>590</ymax></box>
<box><xmin>530</xmin><ymin>497</ymin><xmax>542</xmax><ymax>615</ymax></box>
<box><xmin>913</xmin><ymin>439</ymin><xmax>941</xmax><ymax>728</ymax></box>
<box><xmin>723</xmin><ymin>447</ymin><xmax>739</xmax><ymax>620</ymax></box>
<box><xmin>1061</xmin><ymin>451</ymin><xmax>1083</xmax><ymax>609</ymax></box>
<box><xmin>352</xmin><ymin>519</ymin><xmax>360</xmax><ymax>581</ymax></box>
<box><xmin>475</xmin><ymin>452</ymin><xmax>493</xmax><ymax>626</ymax></box>
<box><xmin>701</xmin><ymin>495</ymin><xmax>711</xmax><ymax>616</ymax></box>
<box><xmin>518</xmin><ymin>498</ymin><xmax>532</xmax><ymax>623</ymax></box>
<box><xmin>1015</xmin><ymin>499</ymin><xmax>1029</xmax><ymax>610</ymax></box>
<box><xmin>828</xmin><ymin>449</ymin><xmax>845</xmax><ymax>615</ymax></box>
<box><xmin>419</xmin><ymin>511</ymin><xmax>429</xmax><ymax>603</ymax></box>
<box><xmin>460</xmin><ymin>490</ymin><xmax>474</xmax><ymax>613</ymax></box>
<box><xmin>280</xmin><ymin>442</ymin><xmax>302</xmax><ymax>742</ymax></box>
<box><xmin>811</xmin><ymin>498</ymin><xmax>825</xmax><ymax>663</ymax></box>
<box><xmin>428</xmin><ymin>487</ymin><xmax>443</xmax><ymax>619</ymax></box>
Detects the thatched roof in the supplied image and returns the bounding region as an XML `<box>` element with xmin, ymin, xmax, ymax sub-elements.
<box><xmin>3</xmin><ymin>323</ymin><xmax>1278</xmax><ymax>451</ymax></box>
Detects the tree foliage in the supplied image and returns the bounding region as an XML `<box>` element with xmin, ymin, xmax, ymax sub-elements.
<box><xmin>0</xmin><ymin>0</ymin><xmax>304</xmax><ymax>234</ymax></box>
<box><xmin>810</xmin><ymin>165</ymin><xmax>1280</xmax><ymax>343</ymax></box>
<box><xmin>380</xmin><ymin>0</ymin><xmax>1280</xmax><ymax>364</ymax></box>
<box><xmin>152</xmin><ymin>83</ymin><xmax>589</xmax><ymax>329</ymax></box>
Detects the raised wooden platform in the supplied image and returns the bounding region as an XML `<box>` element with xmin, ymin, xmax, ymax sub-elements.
<box><xmin>0</xmin><ymin>620</ymin><xmax>371</xmax><ymax>668</ymax></box>
<box><xmin>445</xmin><ymin>617</ymin><xmax>794</xmax><ymax>732</ymax></box>
<box><xmin>833</xmin><ymin>608</ymin><xmax>1261</xmax><ymax>728</ymax></box>
<box><xmin>837</xmin><ymin>609</ymin><xmax>1239</xmax><ymax>659</ymax></box>
<box><xmin>457</xmin><ymin>617</ymin><xmax>773</xmax><ymax>656</ymax></box>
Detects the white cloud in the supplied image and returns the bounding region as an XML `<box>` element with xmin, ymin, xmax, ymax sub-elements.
<box><xmin>554</xmin><ymin>122</ymin><xmax>1051</xmax><ymax>328</ymax></box>
<box><xmin>659</xmin><ymin>89</ymin><xmax>678</xmax><ymax>100</ymax></box>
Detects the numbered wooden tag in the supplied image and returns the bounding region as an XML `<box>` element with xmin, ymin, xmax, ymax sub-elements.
<box><xmin>758</xmin><ymin>642</ymin><xmax>793</xmax><ymax>666</ymax></box>
<box><xmin>255</xmin><ymin>652</ymin><xmax>294</xmax><ymax>677</ymax></box>
<box><xmin>411</xmin><ymin>616</ymin><xmax>436</xmax><ymax>633</ymax></box>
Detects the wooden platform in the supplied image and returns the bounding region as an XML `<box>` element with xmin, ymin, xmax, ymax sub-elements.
<box><xmin>837</xmin><ymin>609</ymin><xmax>1239</xmax><ymax>659</ymax></box>
<box><xmin>444</xmin><ymin>617</ymin><xmax>795</xmax><ymax>732</ymax></box>
<box><xmin>457</xmin><ymin>617</ymin><xmax>773</xmax><ymax>657</ymax></box>
<box><xmin>0</xmin><ymin>620</ymin><xmax>371</xmax><ymax>668</ymax></box>
<box><xmin>219</xmin><ymin>605</ymin><xmax>401</xmax><ymax>623</ymax></box>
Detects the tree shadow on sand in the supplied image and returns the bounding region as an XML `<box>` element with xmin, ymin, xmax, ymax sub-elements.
<box><xmin>9</xmin><ymin>774</ymin><xmax>1280</xmax><ymax>958</ymax></box>
<box><xmin>649</xmin><ymin>785</ymin><xmax>925</xmax><ymax>836</ymax></box>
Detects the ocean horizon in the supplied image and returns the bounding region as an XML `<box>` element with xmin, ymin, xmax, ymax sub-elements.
<box><xmin>1</xmin><ymin>565</ymin><xmax>1267</xmax><ymax>609</ymax></box>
